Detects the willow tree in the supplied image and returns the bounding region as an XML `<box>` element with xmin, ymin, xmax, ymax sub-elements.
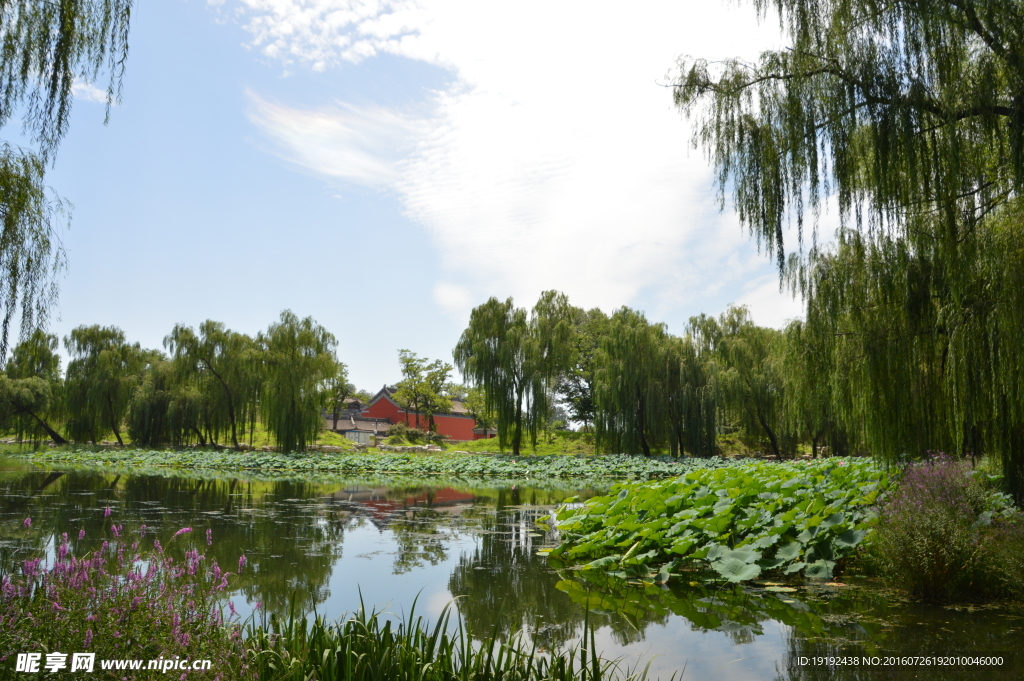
<box><xmin>454</xmin><ymin>291</ymin><xmax>574</xmax><ymax>456</ymax></box>
<box><xmin>690</xmin><ymin>307</ymin><xmax>793</xmax><ymax>458</ymax></box>
<box><xmin>593</xmin><ymin>308</ymin><xmax>670</xmax><ymax>456</ymax></box>
<box><xmin>664</xmin><ymin>335</ymin><xmax>718</xmax><ymax>458</ymax></box>
<box><xmin>165</xmin><ymin>321</ymin><xmax>261</xmax><ymax>449</ymax></box>
<box><xmin>3</xmin><ymin>329</ymin><xmax>66</xmax><ymax>443</ymax></box>
<box><xmin>0</xmin><ymin>1</ymin><xmax>133</xmax><ymax>356</ymax></box>
<box><xmin>674</xmin><ymin>0</ymin><xmax>1024</xmax><ymax>495</ymax></box>
<box><xmin>259</xmin><ymin>310</ymin><xmax>339</xmax><ymax>453</ymax></box>
<box><xmin>64</xmin><ymin>325</ymin><xmax>142</xmax><ymax>445</ymax></box>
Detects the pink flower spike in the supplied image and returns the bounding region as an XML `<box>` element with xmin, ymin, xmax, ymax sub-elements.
<box><xmin>172</xmin><ymin>527</ymin><xmax>192</xmax><ymax>538</ymax></box>
<box><xmin>104</xmin><ymin>507</ymin><xmax>112</xmax><ymax>518</ymax></box>
<box><xmin>238</xmin><ymin>555</ymin><xmax>247</xmax><ymax>572</ymax></box>
<box><xmin>206</xmin><ymin>529</ymin><xmax>213</xmax><ymax>546</ymax></box>
<box><xmin>23</xmin><ymin>517</ymin><xmax>31</xmax><ymax>529</ymax></box>
<box><xmin>78</xmin><ymin>529</ymin><xmax>85</xmax><ymax>540</ymax></box>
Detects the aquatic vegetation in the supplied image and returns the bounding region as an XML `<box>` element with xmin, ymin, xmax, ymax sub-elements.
<box><xmin>245</xmin><ymin>599</ymin><xmax>669</xmax><ymax>681</ymax></box>
<box><xmin>545</xmin><ymin>459</ymin><xmax>887</xmax><ymax>583</ymax></box>
<box><xmin>14</xmin><ymin>448</ymin><xmax>731</xmax><ymax>481</ymax></box>
<box><xmin>868</xmin><ymin>455</ymin><xmax>1024</xmax><ymax>600</ymax></box>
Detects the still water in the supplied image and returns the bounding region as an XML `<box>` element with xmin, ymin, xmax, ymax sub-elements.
<box><xmin>2</xmin><ymin>463</ymin><xmax>1022</xmax><ymax>680</ymax></box>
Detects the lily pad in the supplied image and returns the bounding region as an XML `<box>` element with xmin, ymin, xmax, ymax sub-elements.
<box><xmin>712</xmin><ymin>557</ymin><xmax>761</xmax><ymax>582</ymax></box>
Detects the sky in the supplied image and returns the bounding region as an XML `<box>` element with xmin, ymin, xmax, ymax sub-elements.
<box><xmin>36</xmin><ymin>0</ymin><xmax>809</xmax><ymax>390</ymax></box>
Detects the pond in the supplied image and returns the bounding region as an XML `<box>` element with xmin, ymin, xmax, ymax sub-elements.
<box><xmin>2</xmin><ymin>463</ymin><xmax>1021</xmax><ymax>680</ymax></box>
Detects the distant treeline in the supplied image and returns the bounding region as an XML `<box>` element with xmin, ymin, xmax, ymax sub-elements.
<box><xmin>456</xmin><ymin>292</ymin><xmax>836</xmax><ymax>461</ymax></box>
<box><xmin>0</xmin><ymin>311</ymin><xmax>347</xmax><ymax>453</ymax></box>
<box><xmin>457</xmin><ymin>285</ymin><xmax>1024</xmax><ymax>504</ymax></box>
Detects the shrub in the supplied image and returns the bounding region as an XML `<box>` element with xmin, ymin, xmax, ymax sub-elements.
<box><xmin>0</xmin><ymin>522</ymin><xmax>249</xmax><ymax>679</ymax></box>
<box><xmin>386</xmin><ymin>423</ymin><xmax>444</xmax><ymax>446</ymax></box>
<box><xmin>868</xmin><ymin>455</ymin><xmax>1024</xmax><ymax>600</ymax></box>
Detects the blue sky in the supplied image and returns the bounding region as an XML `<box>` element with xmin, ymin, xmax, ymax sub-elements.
<box><xmin>40</xmin><ymin>0</ymin><xmax>807</xmax><ymax>391</ymax></box>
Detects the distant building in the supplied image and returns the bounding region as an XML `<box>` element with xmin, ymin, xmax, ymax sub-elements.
<box><xmin>326</xmin><ymin>412</ymin><xmax>393</xmax><ymax>444</ymax></box>
<box><xmin>352</xmin><ymin>382</ymin><xmax>495</xmax><ymax>440</ymax></box>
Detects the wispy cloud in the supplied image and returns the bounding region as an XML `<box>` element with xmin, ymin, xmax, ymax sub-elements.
<box><xmin>247</xmin><ymin>91</ymin><xmax>428</xmax><ymax>186</ymax></box>
<box><xmin>235</xmin><ymin>1</ymin><xmax>803</xmax><ymax>325</ymax></box>
<box><xmin>72</xmin><ymin>81</ymin><xmax>109</xmax><ymax>104</ymax></box>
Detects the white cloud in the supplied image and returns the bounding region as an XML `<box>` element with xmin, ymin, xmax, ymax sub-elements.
<box><xmin>72</xmin><ymin>81</ymin><xmax>109</xmax><ymax>104</ymax></box>
<box><xmin>236</xmin><ymin>1</ymin><xmax>797</xmax><ymax>323</ymax></box>
<box><xmin>247</xmin><ymin>91</ymin><xmax>428</xmax><ymax>186</ymax></box>
<box><xmin>734</xmin><ymin>273</ymin><xmax>805</xmax><ymax>329</ymax></box>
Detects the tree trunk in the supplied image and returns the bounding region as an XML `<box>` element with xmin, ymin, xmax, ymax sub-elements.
<box><xmin>22</xmin><ymin>410</ymin><xmax>68</xmax><ymax>445</ymax></box>
<box><xmin>107</xmin><ymin>395</ymin><xmax>123</xmax><ymax>446</ymax></box>
<box><xmin>511</xmin><ymin>387</ymin><xmax>524</xmax><ymax>457</ymax></box>
<box><xmin>758</xmin><ymin>411</ymin><xmax>781</xmax><ymax>458</ymax></box>
<box><xmin>636</xmin><ymin>391</ymin><xmax>651</xmax><ymax>457</ymax></box>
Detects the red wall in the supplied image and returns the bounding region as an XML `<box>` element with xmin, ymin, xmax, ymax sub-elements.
<box><xmin>363</xmin><ymin>395</ymin><xmax>479</xmax><ymax>441</ymax></box>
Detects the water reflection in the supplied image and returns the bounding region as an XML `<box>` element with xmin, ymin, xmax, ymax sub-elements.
<box><xmin>2</xmin><ymin>464</ymin><xmax>1021</xmax><ymax>681</ymax></box>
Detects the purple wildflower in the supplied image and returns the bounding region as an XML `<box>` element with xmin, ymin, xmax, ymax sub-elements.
<box><xmin>78</xmin><ymin>529</ymin><xmax>85</xmax><ymax>540</ymax></box>
<box><xmin>206</xmin><ymin>528</ymin><xmax>213</xmax><ymax>546</ymax></box>
<box><xmin>104</xmin><ymin>507</ymin><xmax>112</xmax><ymax>518</ymax></box>
<box><xmin>84</xmin><ymin>630</ymin><xmax>93</xmax><ymax>646</ymax></box>
<box><xmin>238</xmin><ymin>554</ymin><xmax>247</xmax><ymax>572</ymax></box>
<box><xmin>172</xmin><ymin>527</ymin><xmax>192</xmax><ymax>539</ymax></box>
<box><xmin>23</xmin><ymin>517</ymin><xmax>31</xmax><ymax>529</ymax></box>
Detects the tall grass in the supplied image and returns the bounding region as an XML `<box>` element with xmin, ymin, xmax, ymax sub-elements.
<box><xmin>244</xmin><ymin>597</ymin><xmax>669</xmax><ymax>681</ymax></box>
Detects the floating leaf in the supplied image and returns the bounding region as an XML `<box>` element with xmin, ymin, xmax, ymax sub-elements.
<box><xmin>712</xmin><ymin>558</ymin><xmax>761</xmax><ymax>582</ymax></box>
<box><xmin>805</xmin><ymin>560</ymin><xmax>836</xmax><ymax>580</ymax></box>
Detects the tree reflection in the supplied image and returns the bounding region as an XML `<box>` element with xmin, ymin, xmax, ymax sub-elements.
<box><xmin>449</xmin><ymin>502</ymin><xmax>585</xmax><ymax>650</ymax></box>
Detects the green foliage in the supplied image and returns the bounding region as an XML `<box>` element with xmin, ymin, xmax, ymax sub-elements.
<box><xmin>555</xmin><ymin>307</ymin><xmax>609</xmax><ymax>430</ymax></box>
<box><xmin>674</xmin><ymin>0</ymin><xmax>1024</xmax><ymax>265</ymax></box>
<box><xmin>165</xmin><ymin>320</ymin><xmax>262</xmax><ymax>449</ymax></box>
<box><xmin>1</xmin><ymin>330</ymin><xmax>64</xmax><ymax>443</ymax></box>
<box><xmin>15</xmin><ymin>448</ymin><xmax>728</xmax><ymax>483</ymax></box>
<box><xmin>596</xmin><ymin>309</ymin><xmax>718</xmax><ymax>458</ymax></box>
<box><xmin>1</xmin><ymin>522</ymin><xmax>247</xmax><ymax>678</ymax></box>
<box><xmin>547</xmin><ymin>459</ymin><xmax>887</xmax><ymax>583</ymax></box>
<box><xmin>385</xmin><ymin>421</ymin><xmax>443</xmax><ymax>445</ymax></box>
<box><xmin>0</xmin><ymin>1</ymin><xmax>133</xmax><ymax>356</ymax></box>
<box><xmin>245</xmin><ymin>599</ymin><xmax>665</xmax><ymax>681</ymax></box>
<box><xmin>63</xmin><ymin>325</ymin><xmax>142</xmax><ymax>446</ymax></box>
<box><xmin>462</xmin><ymin>385</ymin><xmax>496</xmax><ymax>432</ymax></box>
<box><xmin>867</xmin><ymin>456</ymin><xmax>1024</xmax><ymax>600</ymax></box>
<box><xmin>393</xmin><ymin>349</ymin><xmax>454</xmax><ymax>432</ymax></box>
<box><xmin>455</xmin><ymin>292</ymin><xmax>575</xmax><ymax>457</ymax></box>
<box><xmin>259</xmin><ymin>311</ymin><xmax>339</xmax><ymax>453</ymax></box>
<box><xmin>674</xmin><ymin>0</ymin><xmax>1024</xmax><ymax>500</ymax></box>
<box><xmin>691</xmin><ymin>307</ymin><xmax>794</xmax><ymax>458</ymax></box>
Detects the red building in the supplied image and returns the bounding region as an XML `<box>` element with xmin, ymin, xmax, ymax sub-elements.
<box><xmin>360</xmin><ymin>386</ymin><xmax>494</xmax><ymax>441</ymax></box>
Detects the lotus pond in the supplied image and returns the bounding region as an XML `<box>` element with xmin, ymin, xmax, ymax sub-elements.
<box><xmin>1</xmin><ymin>456</ymin><xmax>1022</xmax><ymax>680</ymax></box>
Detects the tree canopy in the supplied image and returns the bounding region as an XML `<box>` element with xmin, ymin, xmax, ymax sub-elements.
<box><xmin>454</xmin><ymin>292</ymin><xmax>574</xmax><ymax>456</ymax></box>
<box><xmin>0</xmin><ymin>1</ymin><xmax>133</xmax><ymax>356</ymax></box>
<box><xmin>675</xmin><ymin>0</ymin><xmax>1024</xmax><ymax>498</ymax></box>
<box><xmin>259</xmin><ymin>310</ymin><xmax>340</xmax><ymax>454</ymax></box>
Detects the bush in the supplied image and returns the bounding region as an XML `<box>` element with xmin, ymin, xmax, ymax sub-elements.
<box><xmin>867</xmin><ymin>454</ymin><xmax>1024</xmax><ymax>601</ymax></box>
<box><xmin>1</xmin><ymin>522</ymin><xmax>249</xmax><ymax>679</ymax></box>
<box><xmin>386</xmin><ymin>423</ymin><xmax>445</xmax><ymax>446</ymax></box>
